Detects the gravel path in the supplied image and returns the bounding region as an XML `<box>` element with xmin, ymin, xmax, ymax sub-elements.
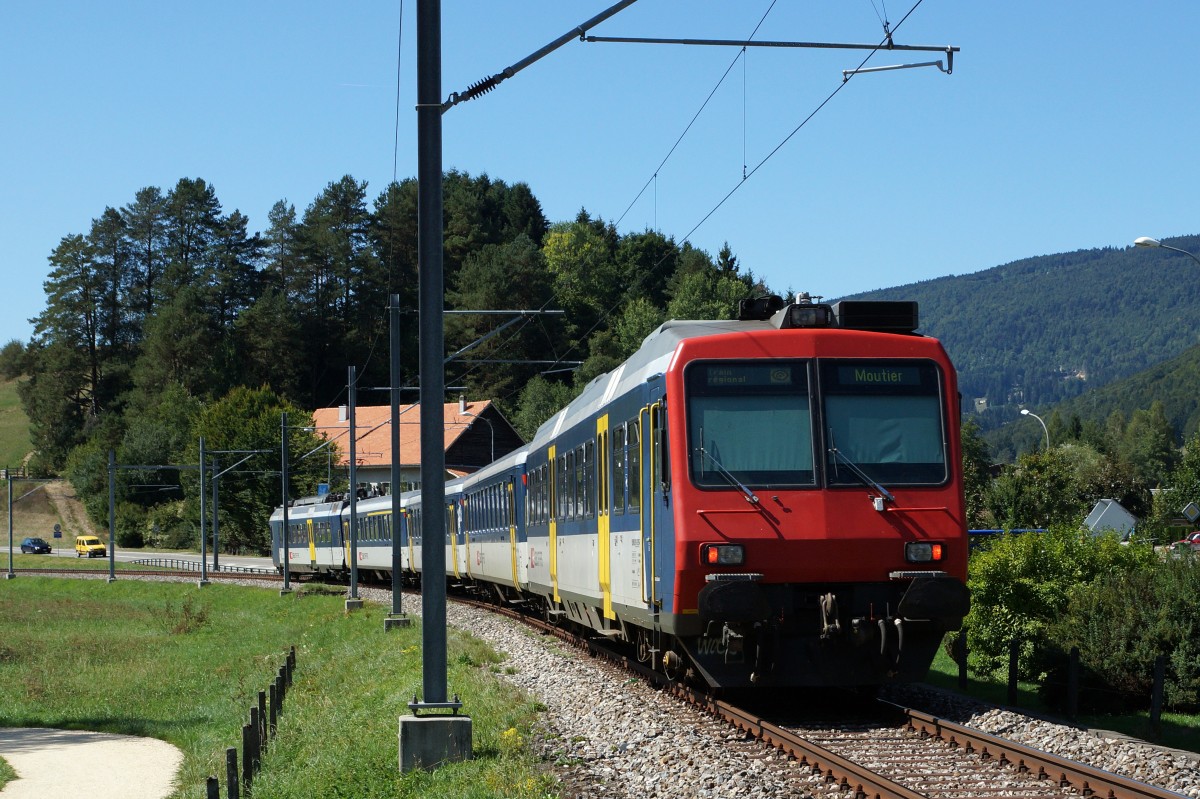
<box><xmin>0</xmin><ymin>727</ymin><xmax>182</xmax><ymax>799</ymax></box>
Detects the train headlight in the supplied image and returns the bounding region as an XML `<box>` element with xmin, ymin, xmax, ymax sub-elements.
<box><xmin>905</xmin><ymin>542</ymin><xmax>944</xmax><ymax>563</ymax></box>
<box><xmin>701</xmin><ymin>543</ymin><xmax>745</xmax><ymax>566</ymax></box>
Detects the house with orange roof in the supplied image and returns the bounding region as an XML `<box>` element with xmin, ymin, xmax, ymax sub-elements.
<box><xmin>309</xmin><ymin>398</ymin><xmax>523</xmax><ymax>495</ymax></box>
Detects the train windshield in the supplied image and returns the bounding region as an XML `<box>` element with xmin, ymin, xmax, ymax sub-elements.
<box><xmin>821</xmin><ymin>360</ymin><xmax>947</xmax><ymax>486</ymax></box>
<box><xmin>686</xmin><ymin>361</ymin><xmax>815</xmax><ymax>487</ymax></box>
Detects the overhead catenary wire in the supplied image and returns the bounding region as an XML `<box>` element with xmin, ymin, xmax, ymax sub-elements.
<box><xmin>614</xmin><ymin>0</ymin><xmax>778</xmax><ymax>228</ymax></box>
<box><xmin>679</xmin><ymin>0</ymin><xmax>933</xmax><ymax>245</ymax></box>
<box><xmin>533</xmin><ymin>0</ymin><xmax>942</xmax><ymax>382</ymax></box>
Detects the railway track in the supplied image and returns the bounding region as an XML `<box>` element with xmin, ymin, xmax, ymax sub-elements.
<box><xmin>18</xmin><ymin>569</ymin><xmax>1191</xmax><ymax>799</ymax></box>
<box><xmin>465</xmin><ymin>592</ymin><xmax>1188</xmax><ymax>799</ymax></box>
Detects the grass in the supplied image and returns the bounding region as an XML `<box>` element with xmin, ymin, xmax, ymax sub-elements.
<box><xmin>923</xmin><ymin>644</ymin><xmax>1200</xmax><ymax>754</ymax></box>
<box><xmin>0</xmin><ymin>578</ymin><xmax>559</xmax><ymax>799</ymax></box>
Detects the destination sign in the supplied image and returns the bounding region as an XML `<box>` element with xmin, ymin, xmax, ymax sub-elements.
<box><xmin>837</xmin><ymin>365</ymin><xmax>923</xmax><ymax>387</ymax></box>
<box><xmin>704</xmin><ymin>364</ymin><xmax>798</xmax><ymax>387</ymax></box>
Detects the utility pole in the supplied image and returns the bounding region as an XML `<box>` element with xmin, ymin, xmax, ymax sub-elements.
<box><xmin>386</xmin><ymin>294</ymin><xmax>411</xmax><ymax>630</ymax></box>
<box><xmin>347</xmin><ymin>366</ymin><xmax>363</xmax><ymax>611</ymax></box>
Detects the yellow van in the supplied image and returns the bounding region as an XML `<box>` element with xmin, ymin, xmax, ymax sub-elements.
<box><xmin>75</xmin><ymin>535</ymin><xmax>106</xmax><ymax>558</ymax></box>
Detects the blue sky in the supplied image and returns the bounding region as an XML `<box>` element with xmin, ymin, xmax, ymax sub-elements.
<box><xmin>3</xmin><ymin>2</ymin><xmax>1198</xmax><ymax>347</ymax></box>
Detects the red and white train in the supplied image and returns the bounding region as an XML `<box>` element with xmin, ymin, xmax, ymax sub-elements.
<box><xmin>272</xmin><ymin>295</ymin><xmax>970</xmax><ymax>688</ymax></box>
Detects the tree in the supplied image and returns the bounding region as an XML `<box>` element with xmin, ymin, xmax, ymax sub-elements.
<box><xmin>1144</xmin><ymin>430</ymin><xmax>1200</xmax><ymax>544</ymax></box>
<box><xmin>18</xmin><ymin>341</ymin><xmax>91</xmax><ymax>469</ymax></box>
<box><xmin>132</xmin><ymin>285</ymin><xmax>226</xmax><ymax>398</ymax></box>
<box><xmin>1120</xmin><ymin>401</ymin><xmax>1178</xmax><ymax>486</ymax></box>
<box><xmin>512</xmin><ymin>375</ymin><xmax>578</xmax><ymax>442</ymax></box>
<box><xmin>541</xmin><ymin>214</ymin><xmax>620</xmax><ymax>340</ymax></box>
<box><xmin>162</xmin><ymin>178</ymin><xmax>223</xmax><ymax>301</ymax></box>
<box><xmin>987</xmin><ymin>448</ymin><xmax>1084</xmax><ymax>529</ymax></box>
<box><xmin>447</xmin><ymin>235</ymin><xmax>557</xmax><ymax>404</ymax></box>
<box><xmin>293</xmin><ymin>176</ymin><xmax>376</xmax><ymax>405</ymax></box>
<box><xmin>233</xmin><ymin>288</ymin><xmax>306</xmax><ymax>401</ymax></box>
<box><xmin>666</xmin><ymin>267</ymin><xmax>750</xmax><ymax>321</ymax></box>
<box><xmin>612</xmin><ymin>297</ymin><xmax>664</xmax><ymax>359</ymax></box>
<box><xmin>27</xmin><ymin>233</ymin><xmax>108</xmax><ymax>448</ymax></box>
<box><xmin>0</xmin><ymin>340</ymin><xmax>27</xmax><ymax>379</ymax></box>
<box><xmin>185</xmin><ymin>386</ymin><xmax>325</xmax><ymax>553</ymax></box>
<box><xmin>121</xmin><ymin>186</ymin><xmax>168</xmax><ymax>330</ymax></box>
<box><xmin>964</xmin><ymin>525</ymin><xmax>1156</xmax><ymax>680</ymax></box>
<box><xmin>961</xmin><ymin>418</ymin><xmax>993</xmax><ymax>529</ymax></box>
<box><xmin>208</xmin><ymin>210</ymin><xmax>263</xmax><ymax>330</ymax></box>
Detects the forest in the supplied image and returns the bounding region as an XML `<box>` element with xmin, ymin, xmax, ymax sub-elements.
<box><xmin>851</xmin><ymin>235</ymin><xmax>1200</xmax><ymax>454</ymax></box>
<box><xmin>0</xmin><ymin>172</ymin><xmax>763</xmax><ymax>549</ymax></box>
<box><xmin>4</xmin><ymin>169</ymin><xmax>1199</xmax><ymax>551</ymax></box>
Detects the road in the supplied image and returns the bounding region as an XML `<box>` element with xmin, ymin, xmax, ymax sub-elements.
<box><xmin>4</xmin><ymin>541</ymin><xmax>275</xmax><ymax>573</ymax></box>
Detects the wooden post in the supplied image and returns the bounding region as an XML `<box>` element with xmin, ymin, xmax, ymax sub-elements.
<box><xmin>249</xmin><ymin>706</ymin><xmax>261</xmax><ymax>774</ymax></box>
<box><xmin>269</xmin><ymin>682</ymin><xmax>278</xmax><ymax>738</ymax></box>
<box><xmin>1150</xmin><ymin>655</ymin><xmax>1166</xmax><ymax>741</ymax></box>
<box><xmin>1067</xmin><ymin>647</ymin><xmax>1080</xmax><ymax>721</ymax></box>
<box><xmin>241</xmin><ymin>724</ymin><xmax>253</xmax><ymax>791</ymax></box>
<box><xmin>1007</xmin><ymin>639</ymin><xmax>1019</xmax><ymax>706</ymax></box>
<box><xmin>225</xmin><ymin>747</ymin><xmax>239</xmax><ymax>799</ymax></box>
<box><xmin>206</xmin><ymin>775</ymin><xmax>219</xmax><ymax>799</ymax></box>
<box><xmin>954</xmin><ymin>630</ymin><xmax>968</xmax><ymax>690</ymax></box>
<box><xmin>258</xmin><ymin>690</ymin><xmax>267</xmax><ymax>748</ymax></box>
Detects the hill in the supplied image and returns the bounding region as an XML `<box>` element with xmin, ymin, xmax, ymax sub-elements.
<box><xmin>848</xmin><ymin>235</ymin><xmax>1200</xmax><ymax>432</ymax></box>
<box><xmin>1052</xmin><ymin>344</ymin><xmax>1200</xmax><ymax>443</ymax></box>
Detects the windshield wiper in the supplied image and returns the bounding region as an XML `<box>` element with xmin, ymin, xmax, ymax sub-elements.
<box><xmin>827</xmin><ymin>435</ymin><xmax>895</xmax><ymax>505</ymax></box>
<box><xmin>695</xmin><ymin>446</ymin><xmax>760</xmax><ymax>505</ymax></box>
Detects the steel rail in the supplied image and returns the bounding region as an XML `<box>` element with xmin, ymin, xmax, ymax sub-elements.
<box><xmin>458</xmin><ymin>593</ymin><xmax>1187</xmax><ymax>799</ymax></box>
<box><xmin>899</xmin><ymin>705</ymin><xmax>1189</xmax><ymax>799</ymax></box>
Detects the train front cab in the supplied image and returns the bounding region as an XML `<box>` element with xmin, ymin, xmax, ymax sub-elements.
<box><xmin>660</xmin><ymin>300</ymin><xmax>971</xmax><ymax>688</ymax></box>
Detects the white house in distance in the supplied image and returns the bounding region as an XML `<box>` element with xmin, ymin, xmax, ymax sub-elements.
<box><xmin>310</xmin><ymin>398</ymin><xmax>523</xmax><ymax>495</ymax></box>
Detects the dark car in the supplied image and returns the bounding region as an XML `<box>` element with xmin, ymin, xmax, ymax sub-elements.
<box><xmin>20</xmin><ymin>537</ymin><xmax>52</xmax><ymax>554</ymax></box>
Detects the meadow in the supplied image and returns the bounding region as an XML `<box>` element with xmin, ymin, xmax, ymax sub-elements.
<box><xmin>0</xmin><ymin>577</ymin><xmax>557</xmax><ymax>799</ymax></box>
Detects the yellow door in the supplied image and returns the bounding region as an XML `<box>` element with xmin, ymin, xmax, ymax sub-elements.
<box><xmin>549</xmin><ymin>445</ymin><xmax>559</xmax><ymax>603</ymax></box>
<box><xmin>597</xmin><ymin>415</ymin><xmax>614</xmax><ymax>620</ymax></box>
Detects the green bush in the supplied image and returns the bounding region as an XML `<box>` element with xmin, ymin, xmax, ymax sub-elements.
<box><xmin>1042</xmin><ymin>555</ymin><xmax>1200</xmax><ymax>712</ymax></box>
<box><xmin>962</xmin><ymin>526</ymin><xmax>1156</xmax><ymax>681</ymax></box>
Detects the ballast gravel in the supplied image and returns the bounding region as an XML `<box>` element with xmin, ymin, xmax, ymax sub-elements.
<box><xmin>426</xmin><ymin>596</ymin><xmax>1200</xmax><ymax>799</ymax></box>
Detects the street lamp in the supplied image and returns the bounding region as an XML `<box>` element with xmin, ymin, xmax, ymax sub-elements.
<box><xmin>1134</xmin><ymin>237</ymin><xmax>1200</xmax><ymax>267</ymax></box>
<box><xmin>1021</xmin><ymin>408</ymin><xmax>1050</xmax><ymax>451</ymax></box>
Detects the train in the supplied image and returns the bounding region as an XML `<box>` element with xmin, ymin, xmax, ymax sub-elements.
<box><xmin>270</xmin><ymin>294</ymin><xmax>970</xmax><ymax>689</ymax></box>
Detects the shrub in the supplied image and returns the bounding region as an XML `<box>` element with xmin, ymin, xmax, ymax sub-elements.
<box><xmin>963</xmin><ymin>525</ymin><xmax>1156</xmax><ymax>681</ymax></box>
<box><xmin>1042</xmin><ymin>555</ymin><xmax>1200</xmax><ymax>712</ymax></box>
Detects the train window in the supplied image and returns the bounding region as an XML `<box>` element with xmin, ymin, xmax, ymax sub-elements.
<box><xmin>492</xmin><ymin>484</ymin><xmax>499</xmax><ymax>532</ymax></box>
<box><xmin>629</xmin><ymin>419</ymin><xmax>641</xmax><ymax>511</ymax></box>
<box><xmin>557</xmin><ymin>454</ymin><xmax>567</xmax><ymax>520</ymax></box>
<box><xmin>820</xmin><ymin>359</ymin><xmax>947</xmax><ymax>486</ymax></box>
<box><xmin>652</xmin><ymin>404</ymin><xmax>669</xmax><ymax>493</ymax></box>
<box><xmin>582</xmin><ymin>442</ymin><xmax>594</xmax><ymax>518</ymax></box>
<box><xmin>539</xmin><ymin>463</ymin><xmax>548</xmax><ymax>524</ymax></box>
<box><xmin>507</xmin><ymin>480</ymin><xmax>515</xmax><ymax>528</ymax></box>
<box><xmin>566</xmin><ymin>453</ymin><xmax>573</xmax><ymax>520</ymax></box>
<box><xmin>686</xmin><ymin>360</ymin><xmax>815</xmax><ymax>488</ymax></box>
<box><xmin>613</xmin><ymin>424</ymin><xmax>626</xmax><ymax>515</ymax></box>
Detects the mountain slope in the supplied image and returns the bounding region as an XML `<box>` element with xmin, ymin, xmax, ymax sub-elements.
<box><xmin>848</xmin><ymin>235</ymin><xmax>1200</xmax><ymax>423</ymax></box>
